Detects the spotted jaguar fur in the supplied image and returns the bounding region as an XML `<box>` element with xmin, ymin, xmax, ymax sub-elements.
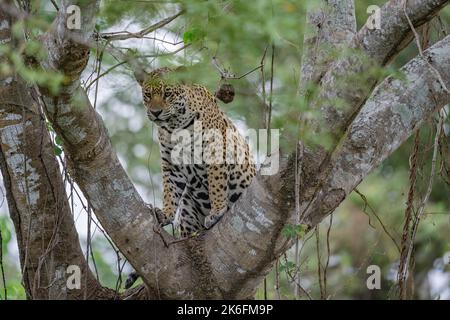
<box><xmin>141</xmin><ymin>67</ymin><xmax>256</xmax><ymax>237</ymax></box>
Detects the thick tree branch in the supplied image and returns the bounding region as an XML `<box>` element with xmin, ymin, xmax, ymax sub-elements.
<box><xmin>201</xmin><ymin>33</ymin><xmax>450</xmax><ymax>299</ymax></box>
<box><xmin>0</xmin><ymin>2</ymin><xmax>117</xmax><ymax>300</ymax></box>
<box><xmin>304</xmin><ymin>34</ymin><xmax>450</xmax><ymax>227</ymax></box>
<box><xmin>34</xmin><ymin>0</ymin><xmax>196</xmax><ymax>299</ymax></box>
<box><xmin>310</xmin><ymin>0</ymin><xmax>449</xmax><ymax>144</ymax></box>
<box><xmin>17</xmin><ymin>0</ymin><xmax>448</xmax><ymax>300</ymax></box>
<box><xmin>0</xmin><ymin>81</ymin><xmax>113</xmax><ymax>299</ymax></box>
<box><xmin>299</xmin><ymin>0</ymin><xmax>356</xmax><ymax>92</ymax></box>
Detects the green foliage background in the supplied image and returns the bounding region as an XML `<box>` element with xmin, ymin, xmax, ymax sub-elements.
<box><xmin>0</xmin><ymin>0</ymin><xmax>449</xmax><ymax>299</ymax></box>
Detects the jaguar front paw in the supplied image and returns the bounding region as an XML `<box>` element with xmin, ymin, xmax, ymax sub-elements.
<box><xmin>151</xmin><ymin>206</ymin><xmax>172</xmax><ymax>227</ymax></box>
<box><xmin>204</xmin><ymin>207</ymin><xmax>227</xmax><ymax>229</ymax></box>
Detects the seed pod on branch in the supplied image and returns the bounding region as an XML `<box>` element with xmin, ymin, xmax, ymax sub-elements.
<box><xmin>215</xmin><ymin>83</ymin><xmax>235</xmax><ymax>104</ymax></box>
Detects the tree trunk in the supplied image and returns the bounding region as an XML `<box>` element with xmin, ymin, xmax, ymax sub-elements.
<box><xmin>0</xmin><ymin>0</ymin><xmax>449</xmax><ymax>299</ymax></box>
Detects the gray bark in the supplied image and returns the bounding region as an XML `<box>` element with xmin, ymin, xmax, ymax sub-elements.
<box><xmin>299</xmin><ymin>0</ymin><xmax>356</xmax><ymax>92</ymax></box>
<box><xmin>0</xmin><ymin>4</ymin><xmax>112</xmax><ymax>298</ymax></box>
<box><xmin>0</xmin><ymin>0</ymin><xmax>448</xmax><ymax>299</ymax></box>
<box><xmin>310</xmin><ymin>0</ymin><xmax>449</xmax><ymax>144</ymax></box>
<box><xmin>0</xmin><ymin>79</ymin><xmax>114</xmax><ymax>299</ymax></box>
<box><xmin>304</xmin><ymin>34</ymin><xmax>450</xmax><ymax>227</ymax></box>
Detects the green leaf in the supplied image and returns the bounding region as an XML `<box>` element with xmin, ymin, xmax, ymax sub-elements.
<box><xmin>279</xmin><ymin>260</ymin><xmax>296</xmax><ymax>273</ymax></box>
<box><xmin>183</xmin><ymin>30</ymin><xmax>195</xmax><ymax>44</ymax></box>
<box><xmin>182</xmin><ymin>27</ymin><xmax>204</xmax><ymax>44</ymax></box>
<box><xmin>282</xmin><ymin>223</ymin><xmax>308</xmax><ymax>239</ymax></box>
<box><xmin>55</xmin><ymin>135</ymin><xmax>62</xmax><ymax>146</ymax></box>
<box><xmin>53</xmin><ymin>145</ymin><xmax>62</xmax><ymax>156</ymax></box>
<box><xmin>282</xmin><ymin>224</ymin><xmax>296</xmax><ymax>238</ymax></box>
<box><xmin>294</xmin><ymin>224</ymin><xmax>307</xmax><ymax>238</ymax></box>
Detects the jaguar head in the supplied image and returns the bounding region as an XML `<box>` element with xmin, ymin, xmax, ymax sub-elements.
<box><xmin>140</xmin><ymin>68</ymin><xmax>195</xmax><ymax>129</ymax></box>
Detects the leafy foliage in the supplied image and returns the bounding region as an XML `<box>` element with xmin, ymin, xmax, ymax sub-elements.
<box><xmin>0</xmin><ymin>0</ymin><xmax>449</xmax><ymax>300</ymax></box>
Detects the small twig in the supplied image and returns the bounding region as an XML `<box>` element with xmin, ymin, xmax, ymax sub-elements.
<box><xmin>0</xmin><ymin>228</ymin><xmax>7</xmax><ymax>300</ymax></box>
<box><xmin>100</xmin><ymin>11</ymin><xmax>184</xmax><ymax>41</ymax></box>
<box><xmin>152</xmin><ymin>225</ymin><xmax>170</xmax><ymax>248</ymax></box>
<box><xmin>282</xmin><ymin>254</ymin><xmax>312</xmax><ymax>300</ymax></box>
<box><xmin>401</xmin><ymin>111</ymin><xmax>445</xmax><ymax>298</ymax></box>
<box><xmin>354</xmin><ymin>188</ymin><xmax>401</xmax><ymax>253</ymax></box>
<box><xmin>263</xmin><ymin>278</ymin><xmax>267</xmax><ymax>300</ymax></box>
<box><xmin>50</xmin><ymin>0</ymin><xmax>59</xmax><ymax>11</ymax></box>
<box><xmin>260</xmin><ymin>45</ymin><xmax>269</xmax><ymax>128</ymax></box>
<box><xmin>315</xmin><ymin>226</ymin><xmax>324</xmax><ymax>299</ymax></box>
<box><xmin>114</xmin><ymin>259</ymin><xmax>126</xmax><ymax>298</ymax></box>
<box><xmin>323</xmin><ymin>214</ymin><xmax>333</xmax><ymax>299</ymax></box>
<box><xmin>91</xmin><ymin>40</ymin><xmax>105</xmax><ymax>110</ymax></box>
<box><xmin>84</xmin><ymin>205</ymin><xmax>92</xmax><ymax>300</ymax></box>
<box><xmin>152</xmin><ymin>223</ymin><xmax>200</xmax><ymax>248</ymax></box>
<box><xmin>267</xmin><ymin>44</ymin><xmax>275</xmax><ymax>135</ymax></box>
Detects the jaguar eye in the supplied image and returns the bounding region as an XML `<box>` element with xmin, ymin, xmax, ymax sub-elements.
<box><xmin>164</xmin><ymin>90</ymin><xmax>171</xmax><ymax>98</ymax></box>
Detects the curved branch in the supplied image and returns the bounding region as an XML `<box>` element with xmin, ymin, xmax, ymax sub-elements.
<box><xmin>37</xmin><ymin>0</ymin><xmax>195</xmax><ymax>299</ymax></box>
<box><xmin>199</xmin><ymin>33</ymin><xmax>450</xmax><ymax>299</ymax></box>
<box><xmin>0</xmin><ymin>80</ymin><xmax>111</xmax><ymax>299</ymax></box>
<box><xmin>0</xmin><ymin>3</ymin><xmax>119</xmax><ymax>299</ymax></box>
<box><xmin>99</xmin><ymin>11</ymin><xmax>184</xmax><ymax>41</ymax></box>
<box><xmin>29</xmin><ymin>0</ymin><xmax>450</xmax><ymax>300</ymax></box>
<box><xmin>305</xmin><ymin>34</ymin><xmax>450</xmax><ymax>227</ymax></box>
<box><xmin>311</xmin><ymin>0</ymin><xmax>449</xmax><ymax>143</ymax></box>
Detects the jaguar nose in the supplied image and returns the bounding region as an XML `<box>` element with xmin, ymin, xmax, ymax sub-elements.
<box><xmin>150</xmin><ymin>109</ymin><xmax>163</xmax><ymax>117</ymax></box>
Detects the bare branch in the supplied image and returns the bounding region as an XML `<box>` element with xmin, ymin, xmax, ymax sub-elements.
<box><xmin>310</xmin><ymin>0</ymin><xmax>449</xmax><ymax>144</ymax></box>
<box><xmin>303</xmin><ymin>34</ymin><xmax>450</xmax><ymax>228</ymax></box>
<box><xmin>1</xmin><ymin>2</ymin><xmax>108</xmax><ymax>299</ymax></box>
<box><xmin>0</xmin><ymin>78</ymin><xmax>109</xmax><ymax>298</ymax></box>
<box><xmin>99</xmin><ymin>11</ymin><xmax>184</xmax><ymax>41</ymax></box>
<box><xmin>85</xmin><ymin>44</ymin><xmax>190</xmax><ymax>91</ymax></box>
<box><xmin>33</xmin><ymin>0</ymin><xmax>198</xmax><ymax>299</ymax></box>
<box><xmin>3</xmin><ymin>0</ymin><xmax>446</xmax><ymax>300</ymax></box>
<box><xmin>296</xmin><ymin>0</ymin><xmax>356</xmax><ymax>299</ymax></box>
<box><xmin>398</xmin><ymin>110</ymin><xmax>445</xmax><ymax>298</ymax></box>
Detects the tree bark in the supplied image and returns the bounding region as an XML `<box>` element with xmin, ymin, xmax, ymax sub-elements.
<box><xmin>0</xmin><ymin>0</ymin><xmax>142</xmax><ymax>300</ymax></box>
<box><xmin>310</xmin><ymin>0</ymin><xmax>449</xmax><ymax>144</ymax></box>
<box><xmin>0</xmin><ymin>5</ymin><xmax>111</xmax><ymax>296</ymax></box>
<box><xmin>0</xmin><ymin>0</ymin><xmax>448</xmax><ymax>299</ymax></box>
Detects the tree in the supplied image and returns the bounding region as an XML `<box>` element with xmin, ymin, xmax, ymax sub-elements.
<box><xmin>0</xmin><ymin>0</ymin><xmax>449</xmax><ymax>299</ymax></box>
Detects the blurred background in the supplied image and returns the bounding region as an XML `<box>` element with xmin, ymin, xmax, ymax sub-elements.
<box><xmin>0</xmin><ymin>0</ymin><xmax>449</xmax><ymax>299</ymax></box>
